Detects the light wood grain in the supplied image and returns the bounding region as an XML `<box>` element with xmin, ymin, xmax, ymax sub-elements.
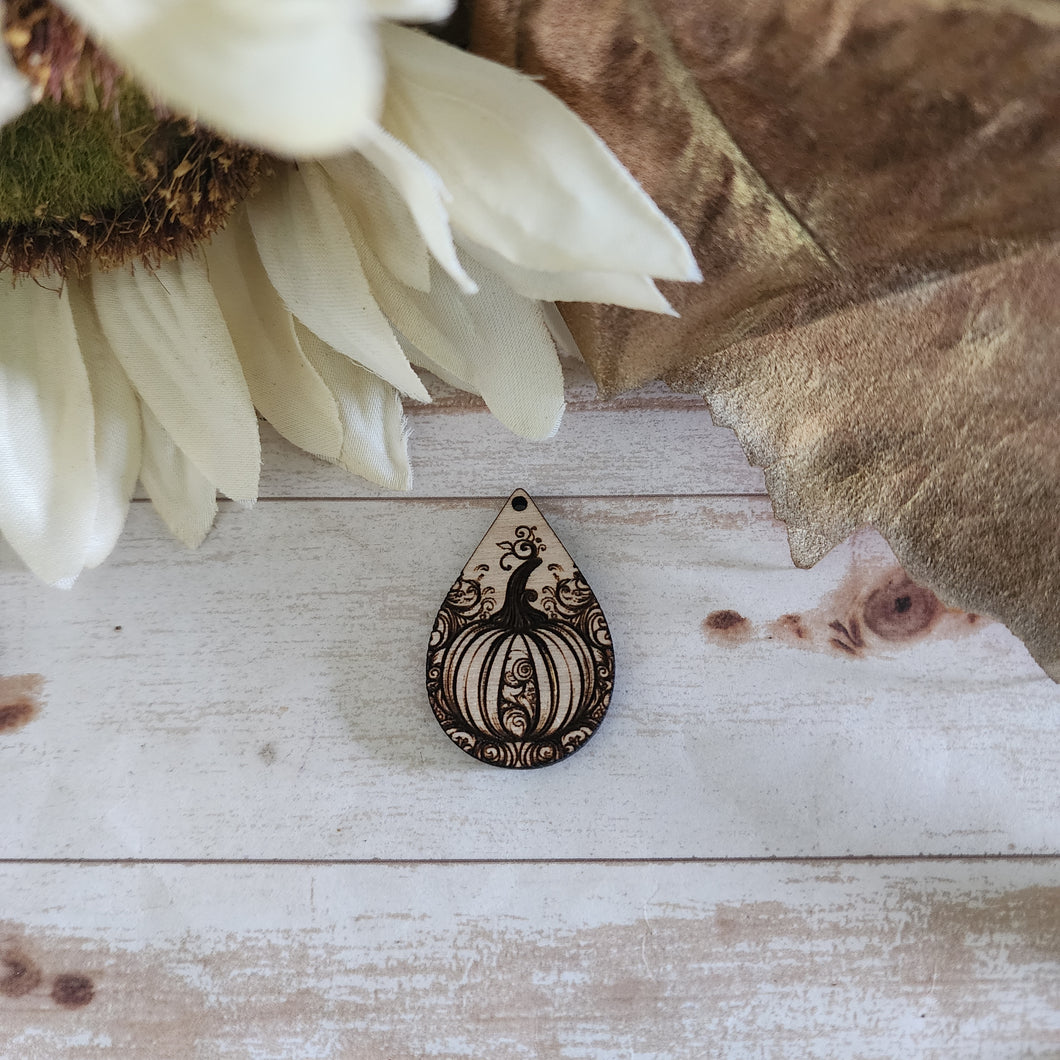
<box><xmin>257</xmin><ymin>363</ymin><xmax>765</xmax><ymax>499</ymax></box>
<box><xmin>1</xmin><ymin>861</ymin><xmax>1057</xmax><ymax>1059</ymax></box>
<box><xmin>121</xmin><ymin>360</ymin><xmax>762</xmax><ymax>501</ymax></box>
<box><xmin>4</xmin><ymin>376</ymin><xmax>1056</xmax><ymax>1054</ymax></box>
<box><xmin>2</xmin><ymin>497</ymin><xmax>1056</xmax><ymax>861</ymax></box>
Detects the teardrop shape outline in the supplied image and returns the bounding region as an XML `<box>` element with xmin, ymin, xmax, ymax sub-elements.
<box><xmin>426</xmin><ymin>490</ymin><xmax>614</xmax><ymax>769</ymax></box>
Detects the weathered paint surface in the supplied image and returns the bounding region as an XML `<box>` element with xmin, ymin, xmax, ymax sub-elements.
<box><xmin>0</xmin><ymin>372</ymin><xmax>1056</xmax><ymax>1056</ymax></box>
<box><xmin>0</xmin><ymin>863</ymin><xmax>1057</xmax><ymax>1059</ymax></box>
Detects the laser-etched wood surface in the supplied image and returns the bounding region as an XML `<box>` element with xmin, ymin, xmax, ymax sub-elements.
<box><xmin>426</xmin><ymin>490</ymin><xmax>614</xmax><ymax>768</ymax></box>
<box><xmin>1</xmin><ymin>365</ymin><xmax>1057</xmax><ymax>1057</ymax></box>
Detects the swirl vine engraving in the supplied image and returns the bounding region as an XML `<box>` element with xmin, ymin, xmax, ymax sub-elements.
<box><xmin>426</xmin><ymin>503</ymin><xmax>614</xmax><ymax>769</ymax></box>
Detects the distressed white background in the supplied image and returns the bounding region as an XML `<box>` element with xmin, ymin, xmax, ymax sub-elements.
<box><xmin>1</xmin><ymin>363</ymin><xmax>1057</xmax><ymax>1058</ymax></box>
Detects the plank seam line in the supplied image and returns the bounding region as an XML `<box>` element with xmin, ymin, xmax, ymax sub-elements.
<box><xmin>129</xmin><ymin>494</ymin><xmax>771</xmax><ymax>504</ymax></box>
<box><xmin>406</xmin><ymin>402</ymin><xmax>708</xmax><ymax>413</ymax></box>
<box><xmin>0</xmin><ymin>855</ymin><xmax>1055</xmax><ymax>867</ymax></box>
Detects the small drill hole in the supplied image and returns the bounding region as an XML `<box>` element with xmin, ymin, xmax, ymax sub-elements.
<box><xmin>511</xmin><ymin>496</ymin><xmax>528</xmax><ymax>511</ymax></box>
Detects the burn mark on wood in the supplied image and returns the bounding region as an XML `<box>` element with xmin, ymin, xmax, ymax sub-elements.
<box><xmin>0</xmin><ymin>674</ymin><xmax>44</xmax><ymax>733</ymax></box>
<box><xmin>51</xmin><ymin>974</ymin><xmax>94</xmax><ymax>1008</ymax></box>
<box><xmin>0</xmin><ymin>950</ymin><xmax>42</xmax><ymax>998</ymax></box>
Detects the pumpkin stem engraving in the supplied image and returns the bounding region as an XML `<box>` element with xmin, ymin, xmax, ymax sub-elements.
<box><xmin>492</xmin><ymin>551</ymin><xmax>544</xmax><ymax>633</ymax></box>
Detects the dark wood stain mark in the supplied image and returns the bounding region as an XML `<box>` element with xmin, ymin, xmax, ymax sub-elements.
<box><xmin>770</xmin><ymin>550</ymin><xmax>987</xmax><ymax>659</ymax></box>
<box><xmin>771</xmin><ymin>613</ymin><xmax>810</xmax><ymax>643</ymax></box>
<box><xmin>0</xmin><ymin>950</ymin><xmax>42</xmax><ymax>998</ymax></box>
<box><xmin>828</xmin><ymin>617</ymin><xmax>866</xmax><ymax>656</ymax></box>
<box><xmin>0</xmin><ymin>674</ymin><xmax>44</xmax><ymax>733</ymax></box>
<box><xmin>51</xmin><ymin>974</ymin><xmax>94</xmax><ymax>1008</ymax></box>
<box><xmin>0</xmin><ymin>701</ymin><xmax>37</xmax><ymax>733</ymax></box>
<box><xmin>862</xmin><ymin>573</ymin><xmax>943</xmax><ymax>641</ymax></box>
<box><xmin>703</xmin><ymin>609</ymin><xmax>752</xmax><ymax>644</ymax></box>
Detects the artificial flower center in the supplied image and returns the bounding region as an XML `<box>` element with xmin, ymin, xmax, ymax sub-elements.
<box><xmin>0</xmin><ymin>0</ymin><xmax>263</xmax><ymax>276</ymax></box>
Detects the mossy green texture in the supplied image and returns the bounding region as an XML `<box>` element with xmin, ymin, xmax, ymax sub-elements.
<box><xmin>0</xmin><ymin>89</ymin><xmax>158</xmax><ymax>223</ymax></box>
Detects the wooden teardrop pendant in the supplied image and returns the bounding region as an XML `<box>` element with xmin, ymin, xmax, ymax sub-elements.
<box><xmin>426</xmin><ymin>490</ymin><xmax>615</xmax><ymax>769</ymax></box>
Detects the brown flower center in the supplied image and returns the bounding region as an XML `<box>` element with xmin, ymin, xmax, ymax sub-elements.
<box><xmin>0</xmin><ymin>0</ymin><xmax>264</xmax><ymax>277</ymax></box>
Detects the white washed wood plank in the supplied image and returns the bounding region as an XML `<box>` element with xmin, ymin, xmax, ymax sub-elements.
<box><xmin>0</xmin><ymin>861</ymin><xmax>1057</xmax><ymax>1060</ymax></box>
<box><xmin>1</xmin><ymin>498</ymin><xmax>1057</xmax><ymax>859</ymax></box>
<box><xmin>257</xmin><ymin>400</ymin><xmax>763</xmax><ymax>498</ymax></box>
<box><xmin>127</xmin><ymin>361</ymin><xmax>764</xmax><ymax>500</ymax></box>
<box><xmin>256</xmin><ymin>362</ymin><xmax>765</xmax><ymax>498</ymax></box>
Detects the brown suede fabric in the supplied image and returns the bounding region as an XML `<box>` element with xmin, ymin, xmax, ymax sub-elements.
<box><xmin>470</xmin><ymin>0</ymin><xmax>1060</xmax><ymax>677</ymax></box>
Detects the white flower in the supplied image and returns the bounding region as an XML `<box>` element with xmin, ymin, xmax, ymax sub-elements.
<box><xmin>0</xmin><ymin>21</ymin><xmax>700</xmax><ymax>583</ymax></box>
<box><xmin>378</xmin><ymin>25</ymin><xmax>699</xmax><ymax>305</ymax></box>
<box><xmin>52</xmin><ymin>0</ymin><xmax>457</xmax><ymax>155</ymax></box>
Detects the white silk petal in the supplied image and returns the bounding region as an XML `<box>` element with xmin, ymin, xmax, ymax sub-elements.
<box><xmin>334</xmin><ymin>127</ymin><xmax>477</xmax><ymax>294</ymax></box>
<box><xmin>247</xmin><ymin>164</ymin><xmax>430</xmax><ymax>402</ymax></box>
<box><xmin>57</xmin><ymin>0</ymin><xmax>381</xmax><ymax>155</ymax></box>
<box><xmin>139</xmin><ymin>404</ymin><xmax>217</xmax><ymax>548</ymax></box>
<box><xmin>344</xmin><ymin>204</ymin><xmax>564</xmax><ymax>440</ymax></box>
<box><xmin>205</xmin><ymin>211</ymin><xmax>344</xmax><ymax>462</ymax></box>
<box><xmin>432</xmin><ymin>254</ymin><xmax>565</xmax><ymax>440</ymax></box>
<box><xmin>0</xmin><ymin>34</ymin><xmax>31</xmax><ymax>125</ymax></box>
<box><xmin>380</xmin><ymin>24</ymin><xmax>701</xmax><ymax>284</ymax></box>
<box><xmin>0</xmin><ymin>282</ymin><xmax>97</xmax><ymax>583</ymax></box>
<box><xmin>393</xmin><ymin>332</ymin><xmax>468</xmax><ymax>393</ymax></box>
<box><xmin>368</xmin><ymin>0</ymin><xmax>455</xmax><ymax>19</ymax></box>
<box><xmin>322</xmin><ymin>150</ymin><xmax>432</xmax><ymax>293</ymax></box>
<box><xmin>337</xmin><ymin>206</ymin><xmax>475</xmax><ymax>388</ymax></box>
<box><xmin>460</xmin><ymin>238</ymin><xmax>677</xmax><ymax>314</ymax></box>
<box><xmin>90</xmin><ymin>255</ymin><xmax>261</xmax><ymax>503</ymax></box>
<box><xmin>294</xmin><ymin>323</ymin><xmax>411</xmax><ymax>490</ymax></box>
<box><xmin>68</xmin><ymin>282</ymin><xmax>143</xmax><ymax>569</ymax></box>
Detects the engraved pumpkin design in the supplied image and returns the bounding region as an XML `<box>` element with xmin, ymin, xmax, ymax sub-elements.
<box><xmin>427</xmin><ymin>493</ymin><xmax>614</xmax><ymax>769</ymax></box>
